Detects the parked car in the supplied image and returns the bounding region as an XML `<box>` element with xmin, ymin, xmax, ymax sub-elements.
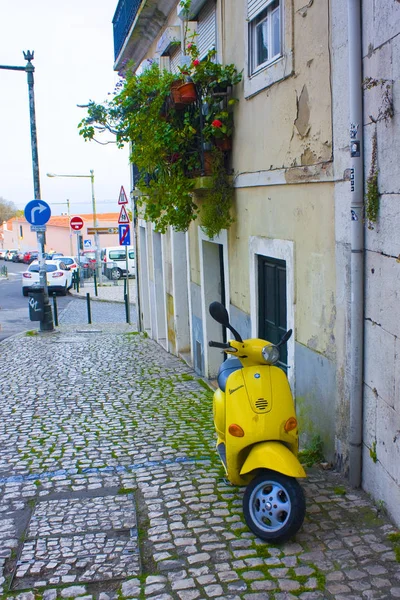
<box><xmin>49</xmin><ymin>252</ymin><xmax>64</xmax><ymax>260</ymax></box>
<box><xmin>101</xmin><ymin>246</ymin><xmax>135</xmax><ymax>279</ymax></box>
<box><xmin>78</xmin><ymin>254</ymin><xmax>96</xmax><ymax>269</ymax></box>
<box><xmin>21</xmin><ymin>260</ymin><xmax>73</xmax><ymax>296</ymax></box>
<box><xmin>12</xmin><ymin>250</ymin><xmax>25</xmax><ymax>263</ymax></box>
<box><xmin>23</xmin><ymin>250</ymin><xmax>39</xmax><ymax>264</ymax></box>
<box><xmin>5</xmin><ymin>249</ymin><xmax>18</xmax><ymax>261</ymax></box>
<box><xmin>0</xmin><ymin>249</ymin><xmax>6</xmax><ymax>259</ymax></box>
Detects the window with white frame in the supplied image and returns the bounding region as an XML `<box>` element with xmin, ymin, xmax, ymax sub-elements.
<box><xmin>249</xmin><ymin>0</ymin><xmax>281</xmax><ymax>75</ymax></box>
<box><xmin>245</xmin><ymin>0</ymin><xmax>292</xmax><ymax>98</ymax></box>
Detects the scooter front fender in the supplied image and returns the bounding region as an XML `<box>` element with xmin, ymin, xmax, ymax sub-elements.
<box><xmin>240</xmin><ymin>441</ymin><xmax>307</xmax><ymax>479</ymax></box>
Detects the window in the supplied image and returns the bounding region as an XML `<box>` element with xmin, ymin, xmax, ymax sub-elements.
<box><xmin>250</xmin><ymin>1</ymin><xmax>281</xmax><ymax>74</ymax></box>
<box><xmin>196</xmin><ymin>0</ymin><xmax>217</xmax><ymax>59</ymax></box>
<box><xmin>109</xmin><ymin>250</ymin><xmax>127</xmax><ymax>261</ymax></box>
<box><xmin>245</xmin><ymin>0</ymin><xmax>293</xmax><ymax>98</ymax></box>
<box><xmin>249</xmin><ymin>0</ymin><xmax>281</xmax><ymax>75</ymax></box>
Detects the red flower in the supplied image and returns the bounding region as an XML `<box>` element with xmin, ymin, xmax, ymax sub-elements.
<box><xmin>192</xmin><ymin>59</ymin><xmax>200</xmax><ymax>67</ymax></box>
<box><xmin>187</xmin><ymin>43</ymin><xmax>193</xmax><ymax>50</ymax></box>
<box><xmin>212</xmin><ymin>119</ymin><xmax>223</xmax><ymax>128</ymax></box>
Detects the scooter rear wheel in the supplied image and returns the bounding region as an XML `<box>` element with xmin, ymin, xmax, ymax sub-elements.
<box><xmin>243</xmin><ymin>469</ymin><xmax>306</xmax><ymax>543</ymax></box>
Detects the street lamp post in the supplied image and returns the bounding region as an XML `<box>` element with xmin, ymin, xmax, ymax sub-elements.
<box><xmin>47</xmin><ymin>171</ymin><xmax>102</xmax><ymax>283</ymax></box>
<box><xmin>0</xmin><ymin>51</ymin><xmax>54</xmax><ymax>331</ymax></box>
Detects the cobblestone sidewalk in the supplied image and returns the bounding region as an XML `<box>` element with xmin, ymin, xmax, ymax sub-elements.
<box><xmin>0</xmin><ymin>319</ymin><xmax>399</xmax><ymax>600</ymax></box>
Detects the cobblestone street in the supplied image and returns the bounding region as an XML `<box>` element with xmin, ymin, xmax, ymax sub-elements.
<box><xmin>0</xmin><ymin>296</ymin><xmax>399</xmax><ymax>600</ymax></box>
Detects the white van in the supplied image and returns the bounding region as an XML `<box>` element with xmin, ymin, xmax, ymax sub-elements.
<box><xmin>101</xmin><ymin>246</ymin><xmax>135</xmax><ymax>279</ymax></box>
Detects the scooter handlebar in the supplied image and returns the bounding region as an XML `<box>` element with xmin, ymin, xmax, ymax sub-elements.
<box><xmin>208</xmin><ymin>341</ymin><xmax>235</xmax><ymax>350</ymax></box>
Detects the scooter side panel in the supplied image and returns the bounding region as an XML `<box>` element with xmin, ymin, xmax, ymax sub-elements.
<box><xmin>240</xmin><ymin>441</ymin><xmax>307</xmax><ymax>478</ymax></box>
<box><xmin>213</xmin><ymin>387</ymin><xmax>226</xmax><ymax>441</ymax></box>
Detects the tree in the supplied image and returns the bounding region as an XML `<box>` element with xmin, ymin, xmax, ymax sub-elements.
<box><xmin>0</xmin><ymin>197</ymin><xmax>18</xmax><ymax>223</ymax></box>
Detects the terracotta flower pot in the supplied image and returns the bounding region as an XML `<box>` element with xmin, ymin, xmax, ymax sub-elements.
<box><xmin>203</xmin><ymin>150</ymin><xmax>213</xmax><ymax>175</ymax></box>
<box><xmin>214</xmin><ymin>136</ymin><xmax>232</xmax><ymax>151</ymax></box>
<box><xmin>177</xmin><ymin>81</ymin><xmax>197</xmax><ymax>104</ymax></box>
<box><xmin>170</xmin><ymin>80</ymin><xmax>186</xmax><ymax>109</ymax></box>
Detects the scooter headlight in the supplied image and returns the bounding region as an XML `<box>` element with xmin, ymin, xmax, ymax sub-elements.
<box><xmin>261</xmin><ymin>344</ymin><xmax>280</xmax><ymax>365</ymax></box>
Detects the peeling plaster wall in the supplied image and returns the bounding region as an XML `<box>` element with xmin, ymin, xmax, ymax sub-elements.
<box><xmin>231</xmin><ymin>0</ymin><xmax>332</xmax><ymax>175</ymax></box>
<box><xmin>223</xmin><ymin>0</ymin><xmax>337</xmax><ymax>453</ymax></box>
<box><xmin>230</xmin><ymin>183</ymin><xmax>336</xmax><ymax>357</ymax></box>
<box><xmin>332</xmin><ymin>0</ymin><xmax>400</xmax><ymax>527</ymax></box>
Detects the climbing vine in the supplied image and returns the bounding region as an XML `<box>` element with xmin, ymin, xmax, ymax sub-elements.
<box><xmin>365</xmin><ymin>128</ymin><xmax>379</xmax><ymax>229</ymax></box>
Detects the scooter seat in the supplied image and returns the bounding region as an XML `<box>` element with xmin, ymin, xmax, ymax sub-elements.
<box><xmin>217</xmin><ymin>357</ymin><xmax>243</xmax><ymax>392</ymax></box>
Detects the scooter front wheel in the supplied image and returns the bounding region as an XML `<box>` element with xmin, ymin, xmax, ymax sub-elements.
<box><xmin>243</xmin><ymin>469</ymin><xmax>306</xmax><ymax>543</ymax></box>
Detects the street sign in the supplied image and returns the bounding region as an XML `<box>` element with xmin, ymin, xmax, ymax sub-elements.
<box><xmin>87</xmin><ymin>227</ymin><xmax>119</xmax><ymax>235</ymax></box>
<box><xmin>118</xmin><ymin>205</ymin><xmax>130</xmax><ymax>224</ymax></box>
<box><xmin>118</xmin><ymin>185</ymin><xmax>129</xmax><ymax>205</ymax></box>
<box><xmin>70</xmin><ymin>216</ymin><xmax>84</xmax><ymax>231</ymax></box>
<box><xmin>24</xmin><ymin>200</ymin><xmax>51</xmax><ymax>226</ymax></box>
<box><xmin>30</xmin><ymin>225</ymin><xmax>46</xmax><ymax>232</ymax></box>
<box><xmin>84</xmin><ymin>239</ymin><xmax>92</xmax><ymax>248</ymax></box>
<box><xmin>119</xmin><ymin>224</ymin><xmax>131</xmax><ymax>246</ymax></box>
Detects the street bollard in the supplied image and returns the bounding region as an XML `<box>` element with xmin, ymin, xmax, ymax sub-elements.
<box><xmin>52</xmin><ymin>293</ymin><xmax>58</xmax><ymax>326</ymax></box>
<box><xmin>94</xmin><ymin>270</ymin><xmax>98</xmax><ymax>297</ymax></box>
<box><xmin>124</xmin><ymin>293</ymin><xmax>130</xmax><ymax>324</ymax></box>
<box><xmin>86</xmin><ymin>292</ymin><xmax>92</xmax><ymax>324</ymax></box>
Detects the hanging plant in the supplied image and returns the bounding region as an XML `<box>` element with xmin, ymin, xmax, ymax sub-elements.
<box><xmin>78</xmin><ymin>47</ymin><xmax>242</xmax><ymax>235</ymax></box>
<box><xmin>365</xmin><ymin>128</ymin><xmax>379</xmax><ymax>229</ymax></box>
<box><xmin>200</xmin><ymin>147</ymin><xmax>234</xmax><ymax>239</ymax></box>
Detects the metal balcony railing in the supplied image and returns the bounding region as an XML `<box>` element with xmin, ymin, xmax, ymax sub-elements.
<box><xmin>113</xmin><ymin>0</ymin><xmax>142</xmax><ymax>62</ymax></box>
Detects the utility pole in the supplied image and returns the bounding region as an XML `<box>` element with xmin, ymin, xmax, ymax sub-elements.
<box><xmin>0</xmin><ymin>51</ymin><xmax>54</xmax><ymax>331</ymax></box>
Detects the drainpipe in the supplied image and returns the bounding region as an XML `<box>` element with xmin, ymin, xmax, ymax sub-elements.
<box><xmin>348</xmin><ymin>0</ymin><xmax>364</xmax><ymax>488</ymax></box>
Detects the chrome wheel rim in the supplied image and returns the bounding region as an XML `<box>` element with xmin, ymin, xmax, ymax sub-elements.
<box><xmin>248</xmin><ymin>479</ymin><xmax>291</xmax><ymax>532</ymax></box>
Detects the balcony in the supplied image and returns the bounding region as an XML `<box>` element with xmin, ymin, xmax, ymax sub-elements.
<box><xmin>113</xmin><ymin>0</ymin><xmax>141</xmax><ymax>63</ymax></box>
<box><xmin>112</xmin><ymin>0</ymin><xmax>179</xmax><ymax>71</ymax></box>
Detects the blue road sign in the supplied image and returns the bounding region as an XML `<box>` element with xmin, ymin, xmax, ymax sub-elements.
<box><xmin>84</xmin><ymin>240</ymin><xmax>92</xmax><ymax>248</ymax></box>
<box><xmin>119</xmin><ymin>224</ymin><xmax>131</xmax><ymax>246</ymax></box>
<box><xmin>24</xmin><ymin>200</ymin><xmax>51</xmax><ymax>226</ymax></box>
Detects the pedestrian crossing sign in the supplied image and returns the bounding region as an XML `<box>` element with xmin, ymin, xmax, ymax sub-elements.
<box><xmin>118</xmin><ymin>186</ymin><xmax>129</xmax><ymax>205</ymax></box>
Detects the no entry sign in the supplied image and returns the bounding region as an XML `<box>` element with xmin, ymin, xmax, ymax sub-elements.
<box><xmin>70</xmin><ymin>216</ymin><xmax>84</xmax><ymax>231</ymax></box>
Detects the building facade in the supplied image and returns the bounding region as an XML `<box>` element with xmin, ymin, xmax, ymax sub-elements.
<box><xmin>113</xmin><ymin>0</ymin><xmax>400</xmax><ymax>527</ymax></box>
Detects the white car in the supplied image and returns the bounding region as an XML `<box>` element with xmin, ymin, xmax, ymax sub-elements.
<box><xmin>21</xmin><ymin>260</ymin><xmax>73</xmax><ymax>296</ymax></box>
<box><xmin>58</xmin><ymin>255</ymin><xmax>79</xmax><ymax>272</ymax></box>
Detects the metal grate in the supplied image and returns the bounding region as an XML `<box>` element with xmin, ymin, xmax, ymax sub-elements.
<box><xmin>255</xmin><ymin>398</ymin><xmax>269</xmax><ymax>411</ymax></box>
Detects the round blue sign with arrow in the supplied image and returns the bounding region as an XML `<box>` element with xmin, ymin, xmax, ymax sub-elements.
<box><xmin>24</xmin><ymin>200</ymin><xmax>51</xmax><ymax>226</ymax></box>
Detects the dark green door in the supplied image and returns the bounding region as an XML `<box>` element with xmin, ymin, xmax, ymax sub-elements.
<box><xmin>258</xmin><ymin>255</ymin><xmax>288</xmax><ymax>370</ymax></box>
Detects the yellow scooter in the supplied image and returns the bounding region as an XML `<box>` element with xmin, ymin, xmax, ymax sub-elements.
<box><xmin>208</xmin><ymin>301</ymin><xmax>306</xmax><ymax>543</ymax></box>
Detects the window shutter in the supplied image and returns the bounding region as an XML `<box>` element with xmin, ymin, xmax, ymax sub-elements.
<box><xmin>197</xmin><ymin>0</ymin><xmax>216</xmax><ymax>58</ymax></box>
<box><xmin>248</xmin><ymin>0</ymin><xmax>268</xmax><ymax>20</ymax></box>
<box><xmin>170</xmin><ymin>46</ymin><xmax>181</xmax><ymax>74</ymax></box>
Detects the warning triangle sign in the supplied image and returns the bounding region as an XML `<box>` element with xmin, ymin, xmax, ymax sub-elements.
<box><xmin>118</xmin><ymin>205</ymin><xmax>130</xmax><ymax>224</ymax></box>
<box><xmin>118</xmin><ymin>186</ymin><xmax>129</xmax><ymax>205</ymax></box>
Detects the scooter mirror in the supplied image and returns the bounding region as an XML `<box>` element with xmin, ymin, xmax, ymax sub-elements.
<box><xmin>209</xmin><ymin>301</ymin><xmax>230</xmax><ymax>326</ymax></box>
<box><xmin>277</xmin><ymin>329</ymin><xmax>293</xmax><ymax>347</ymax></box>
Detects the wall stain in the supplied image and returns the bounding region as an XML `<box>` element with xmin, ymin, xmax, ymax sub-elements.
<box><xmin>301</xmin><ymin>147</ymin><xmax>318</xmax><ymax>166</ymax></box>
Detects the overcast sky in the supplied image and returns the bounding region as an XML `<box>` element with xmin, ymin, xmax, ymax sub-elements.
<box><xmin>0</xmin><ymin>0</ymin><xmax>130</xmax><ymax>218</ymax></box>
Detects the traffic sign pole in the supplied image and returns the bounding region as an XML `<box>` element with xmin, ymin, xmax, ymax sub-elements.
<box><xmin>24</xmin><ymin>199</ymin><xmax>54</xmax><ymax>331</ymax></box>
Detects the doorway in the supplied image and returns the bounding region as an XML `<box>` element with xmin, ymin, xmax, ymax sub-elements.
<box><xmin>258</xmin><ymin>255</ymin><xmax>288</xmax><ymax>370</ymax></box>
<box><xmin>200</xmin><ymin>229</ymin><xmax>230</xmax><ymax>378</ymax></box>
